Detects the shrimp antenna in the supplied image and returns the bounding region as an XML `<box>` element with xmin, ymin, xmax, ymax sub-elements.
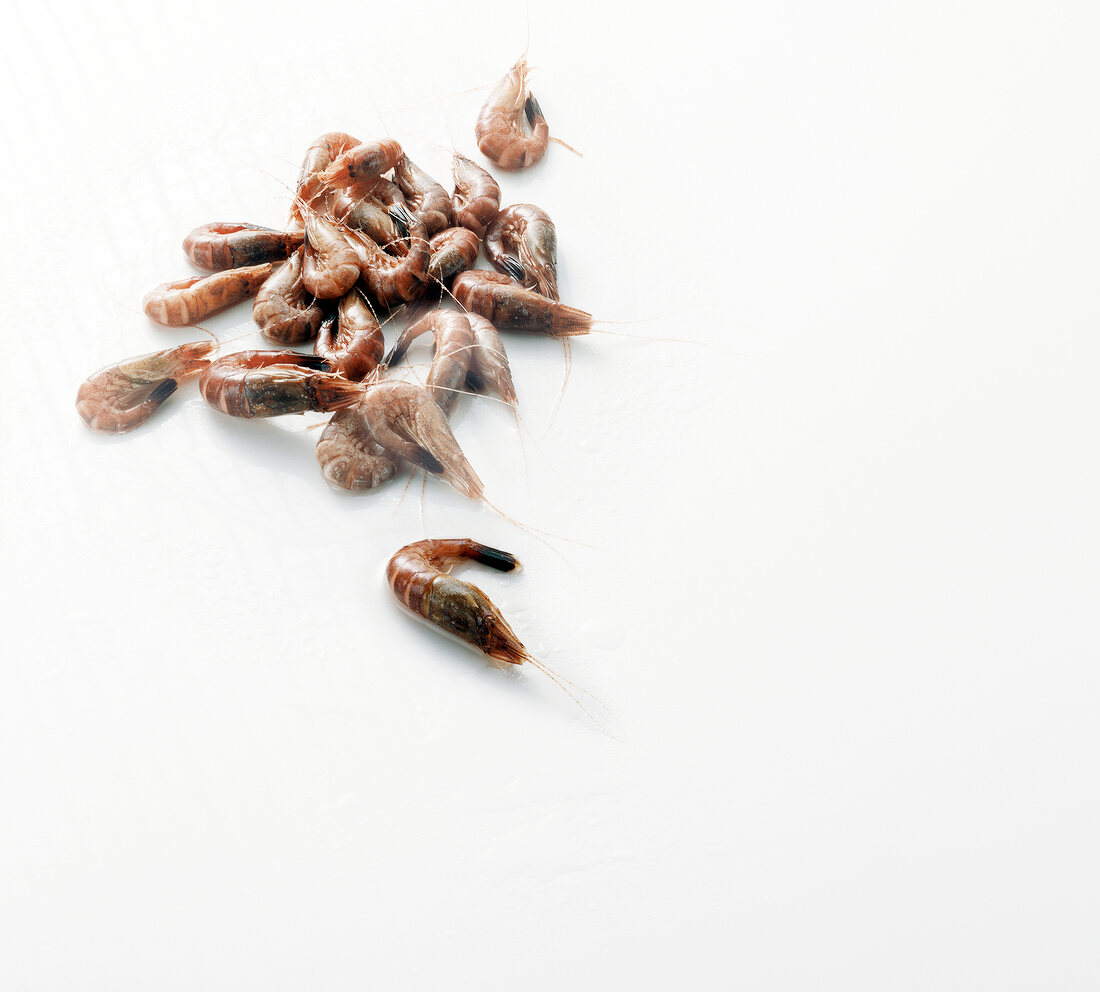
<box><xmin>523</xmin><ymin>654</ymin><xmax>622</xmax><ymax>741</ymax></box>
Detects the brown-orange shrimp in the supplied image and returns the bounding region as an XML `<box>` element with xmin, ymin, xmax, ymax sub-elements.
<box><xmin>464</xmin><ymin>312</ymin><xmax>517</xmax><ymax>404</ymax></box>
<box><xmin>394</xmin><ymin>154</ymin><xmax>453</xmax><ymax>235</ymax></box>
<box><xmin>355</xmin><ymin>221</ymin><xmax>430</xmax><ymax>306</ymax></box>
<box><xmin>314</xmin><ymin>138</ymin><xmax>403</xmax><ymax>198</ymax></box>
<box><xmin>475</xmin><ymin>58</ymin><xmax>549</xmax><ymax>170</ymax></box>
<box><xmin>315</xmin><ymin>406</ymin><xmax>397</xmax><ymax>491</ymax></box>
<box><xmin>301</xmin><ymin>206</ymin><xmax>366</xmax><ymax>300</ymax></box>
<box><xmin>332</xmin><ymin>189</ymin><xmax>408</xmax><ymax>255</ymax></box>
<box><xmin>451</xmin><ymin>270</ymin><xmax>590</xmax><ymax>335</ymax></box>
<box><xmin>451</xmin><ymin>153</ymin><xmax>500</xmax><ymax>238</ymax></box>
<box><xmin>360</xmin><ymin>380</ymin><xmax>483</xmax><ymax>500</ymax></box>
<box><xmin>182</xmin><ymin>222</ymin><xmax>303</xmax><ymax>272</ymax></box>
<box><xmin>384</xmin><ymin>309</ymin><xmax>475</xmax><ymax>415</ymax></box>
<box><xmin>427</xmin><ymin>227</ymin><xmax>480</xmax><ymax>286</ymax></box>
<box><xmin>485</xmin><ymin>203</ymin><xmax>559</xmax><ymax>300</ymax></box>
<box><xmin>315</xmin><ymin>289</ymin><xmax>384</xmax><ymax>382</ymax></box>
<box><xmin>76</xmin><ymin>340</ymin><xmax>215</xmax><ymax>433</ymax></box>
<box><xmin>143</xmin><ymin>264</ymin><xmax>276</xmax><ymax>326</ymax></box>
<box><xmin>288</xmin><ymin>131</ymin><xmax>360</xmax><ymax>229</ymax></box>
<box><xmin>252</xmin><ymin>247</ymin><xmax>323</xmax><ymax>346</ymax></box>
<box><xmin>199</xmin><ymin>350</ymin><xmax>362</xmax><ymax>418</ymax></box>
<box><xmin>387</xmin><ymin>538</ymin><xmax>527</xmax><ymax>664</ymax></box>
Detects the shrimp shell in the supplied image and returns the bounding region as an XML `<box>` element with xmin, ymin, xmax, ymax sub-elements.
<box><xmin>252</xmin><ymin>247</ymin><xmax>323</xmax><ymax>346</ymax></box>
<box><xmin>485</xmin><ymin>203</ymin><xmax>559</xmax><ymax>300</ymax></box>
<box><xmin>315</xmin><ymin>139</ymin><xmax>403</xmax><ymax>197</ymax></box>
<box><xmin>360</xmin><ymin>380</ymin><xmax>483</xmax><ymax>500</ymax></box>
<box><xmin>384</xmin><ymin>309</ymin><xmax>475</xmax><ymax>415</ymax></box>
<box><xmin>289</xmin><ymin>131</ymin><xmax>360</xmax><ymax>229</ymax></box>
<box><xmin>387</xmin><ymin>539</ymin><xmax>527</xmax><ymax>665</ymax></box>
<box><xmin>315</xmin><ymin>290</ymin><xmax>384</xmax><ymax>382</ymax></box>
<box><xmin>199</xmin><ymin>350</ymin><xmax>362</xmax><ymax>418</ymax></box>
<box><xmin>451</xmin><ymin>271</ymin><xmax>590</xmax><ymax>336</ymax></box>
<box><xmin>316</xmin><ymin>406</ymin><xmax>397</xmax><ymax>490</ymax></box>
<box><xmin>182</xmin><ymin>222</ymin><xmax>304</xmax><ymax>272</ymax></box>
<box><xmin>394</xmin><ymin>154</ymin><xmax>454</xmax><ymax>236</ymax></box>
<box><xmin>475</xmin><ymin>58</ymin><xmax>549</xmax><ymax>170</ymax></box>
<box><xmin>301</xmin><ymin>206</ymin><xmax>365</xmax><ymax>300</ymax></box>
<box><xmin>451</xmin><ymin>153</ymin><xmax>500</xmax><ymax>238</ymax></box>
<box><xmin>143</xmin><ymin>264</ymin><xmax>277</xmax><ymax>325</ymax></box>
<box><xmin>76</xmin><ymin>340</ymin><xmax>215</xmax><ymax>433</ymax></box>
<box><xmin>464</xmin><ymin>313</ymin><xmax>517</xmax><ymax>404</ymax></box>
<box><xmin>427</xmin><ymin>227</ymin><xmax>480</xmax><ymax>285</ymax></box>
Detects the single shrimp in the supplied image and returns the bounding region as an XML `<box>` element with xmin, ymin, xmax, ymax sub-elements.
<box><xmin>313</xmin><ymin>138</ymin><xmax>403</xmax><ymax>198</ymax></box>
<box><xmin>288</xmin><ymin>131</ymin><xmax>360</xmax><ymax>229</ymax></box>
<box><xmin>485</xmin><ymin>203</ymin><xmax>559</xmax><ymax>300</ymax></box>
<box><xmin>182</xmin><ymin>222</ymin><xmax>304</xmax><ymax>271</ymax></box>
<box><xmin>355</xmin><ymin>219</ymin><xmax>430</xmax><ymax>306</ymax></box>
<box><xmin>315</xmin><ymin>289</ymin><xmax>384</xmax><ymax>382</ymax></box>
<box><xmin>387</xmin><ymin>538</ymin><xmax>528</xmax><ymax>664</ymax></box>
<box><xmin>464</xmin><ymin>312</ymin><xmax>518</xmax><ymax>404</ymax></box>
<box><xmin>451</xmin><ymin>152</ymin><xmax>500</xmax><ymax>238</ymax></box>
<box><xmin>76</xmin><ymin>340</ymin><xmax>215</xmax><ymax>433</ymax></box>
<box><xmin>316</xmin><ymin>406</ymin><xmax>397</xmax><ymax>491</ymax></box>
<box><xmin>199</xmin><ymin>350</ymin><xmax>362</xmax><ymax>418</ymax></box>
<box><xmin>331</xmin><ymin>189</ymin><xmax>408</xmax><ymax>255</ymax></box>
<box><xmin>301</xmin><ymin>205</ymin><xmax>366</xmax><ymax>300</ymax></box>
<box><xmin>143</xmin><ymin>264</ymin><xmax>277</xmax><ymax>325</ymax></box>
<box><xmin>394</xmin><ymin>154</ymin><xmax>453</xmax><ymax>236</ymax></box>
<box><xmin>384</xmin><ymin>309</ymin><xmax>475</xmax><ymax>415</ymax></box>
<box><xmin>252</xmin><ymin>246</ymin><xmax>323</xmax><ymax>345</ymax></box>
<box><xmin>360</xmin><ymin>380</ymin><xmax>483</xmax><ymax>500</ymax></box>
<box><xmin>427</xmin><ymin>226</ymin><xmax>480</xmax><ymax>286</ymax></box>
<box><xmin>451</xmin><ymin>270</ymin><xmax>590</xmax><ymax>335</ymax></box>
<box><xmin>475</xmin><ymin>57</ymin><xmax>549</xmax><ymax>170</ymax></box>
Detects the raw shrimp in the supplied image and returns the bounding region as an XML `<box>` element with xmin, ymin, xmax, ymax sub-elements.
<box><xmin>314</xmin><ymin>138</ymin><xmax>403</xmax><ymax>197</ymax></box>
<box><xmin>394</xmin><ymin>154</ymin><xmax>453</xmax><ymax>236</ymax></box>
<box><xmin>76</xmin><ymin>340</ymin><xmax>215</xmax><ymax>433</ymax></box>
<box><xmin>143</xmin><ymin>264</ymin><xmax>276</xmax><ymax>325</ymax></box>
<box><xmin>427</xmin><ymin>227</ymin><xmax>480</xmax><ymax>285</ymax></box>
<box><xmin>316</xmin><ymin>406</ymin><xmax>397</xmax><ymax>491</ymax></box>
<box><xmin>315</xmin><ymin>290</ymin><xmax>384</xmax><ymax>382</ymax></box>
<box><xmin>485</xmin><ymin>203</ymin><xmax>559</xmax><ymax>300</ymax></box>
<box><xmin>252</xmin><ymin>246</ymin><xmax>323</xmax><ymax>345</ymax></box>
<box><xmin>451</xmin><ymin>153</ymin><xmax>500</xmax><ymax>238</ymax></box>
<box><xmin>288</xmin><ymin>131</ymin><xmax>360</xmax><ymax>229</ymax></box>
<box><xmin>384</xmin><ymin>309</ymin><xmax>475</xmax><ymax>415</ymax></box>
<box><xmin>301</xmin><ymin>206</ymin><xmax>366</xmax><ymax>300</ymax></box>
<box><xmin>360</xmin><ymin>381</ymin><xmax>483</xmax><ymax>500</ymax></box>
<box><xmin>332</xmin><ymin>190</ymin><xmax>408</xmax><ymax>255</ymax></box>
<box><xmin>464</xmin><ymin>313</ymin><xmax>517</xmax><ymax>404</ymax></box>
<box><xmin>182</xmin><ymin>222</ymin><xmax>303</xmax><ymax>271</ymax></box>
<box><xmin>355</xmin><ymin>221</ymin><xmax>430</xmax><ymax>306</ymax></box>
<box><xmin>475</xmin><ymin>58</ymin><xmax>549</xmax><ymax>170</ymax></box>
<box><xmin>387</xmin><ymin>539</ymin><xmax>528</xmax><ymax>664</ymax></box>
<box><xmin>451</xmin><ymin>271</ymin><xmax>590</xmax><ymax>335</ymax></box>
<box><xmin>199</xmin><ymin>350</ymin><xmax>362</xmax><ymax>418</ymax></box>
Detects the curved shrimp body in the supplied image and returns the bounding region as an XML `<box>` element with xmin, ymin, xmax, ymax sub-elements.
<box><xmin>360</xmin><ymin>381</ymin><xmax>483</xmax><ymax>500</ymax></box>
<box><xmin>315</xmin><ymin>290</ymin><xmax>384</xmax><ymax>382</ymax></box>
<box><xmin>356</xmin><ymin>222</ymin><xmax>430</xmax><ymax>306</ymax></box>
<box><xmin>427</xmin><ymin>227</ymin><xmax>480</xmax><ymax>285</ymax></box>
<box><xmin>452</xmin><ymin>153</ymin><xmax>501</xmax><ymax>238</ymax></box>
<box><xmin>385</xmin><ymin>309</ymin><xmax>474</xmax><ymax>415</ymax></box>
<box><xmin>451</xmin><ymin>271</ymin><xmax>591</xmax><ymax>336</ymax></box>
<box><xmin>76</xmin><ymin>340</ymin><xmax>215</xmax><ymax>433</ymax></box>
<box><xmin>394</xmin><ymin>154</ymin><xmax>453</xmax><ymax>236</ymax></box>
<box><xmin>252</xmin><ymin>247</ymin><xmax>323</xmax><ymax>345</ymax></box>
<box><xmin>182</xmin><ymin>222</ymin><xmax>304</xmax><ymax>271</ymax></box>
<box><xmin>143</xmin><ymin>264</ymin><xmax>277</xmax><ymax>325</ymax></box>
<box><xmin>485</xmin><ymin>204</ymin><xmax>559</xmax><ymax>300</ymax></box>
<box><xmin>199</xmin><ymin>350</ymin><xmax>362</xmax><ymax>418</ymax></box>
<box><xmin>301</xmin><ymin>206</ymin><xmax>366</xmax><ymax>300</ymax></box>
<box><xmin>332</xmin><ymin>190</ymin><xmax>407</xmax><ymax>256</ymax></box>
<box><xmin>475</xmin><ymin>58</ymin><xmax>549</xmax><ymax>170</ymax></box>
<box><xmin>465</xmin><ymin>313</ymin><xmax>517</xmax><ymax>404</ymax></box>
<box><xmin>387</xmin><ymin>539</ymin><xmax>527</xmax><ymax>665</ymax></box>
<box><xmin>316</xmin><ymin>139</ymin><xmax>403</xmax><ymax>197</ymax></box>
<box><xmin>289</xmin><ymin>131</ymin><xmax>360</xmax><ymax>229</ymax></box>
<box><xmin>316</xmin><ymin>406</ymin><xmax>397</xmax><ymax>491</ymax></box>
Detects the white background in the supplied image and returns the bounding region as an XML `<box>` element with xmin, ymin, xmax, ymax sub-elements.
<box><xmin>2</xmin><ymin>0</ymin><xmax>1099</xmax><ymax>988</ymax></box>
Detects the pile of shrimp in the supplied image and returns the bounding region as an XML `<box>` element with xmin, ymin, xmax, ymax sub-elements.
<box><xmin>76</xmin><ymin>60</ymin><xmax>607</xmax><ymax>720</ymax></box>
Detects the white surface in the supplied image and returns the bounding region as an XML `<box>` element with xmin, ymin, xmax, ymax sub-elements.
<box><xmin>2</xmin><ymin>1</ymin><xmax>1100</xmax><ymax>988</ymax></box>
